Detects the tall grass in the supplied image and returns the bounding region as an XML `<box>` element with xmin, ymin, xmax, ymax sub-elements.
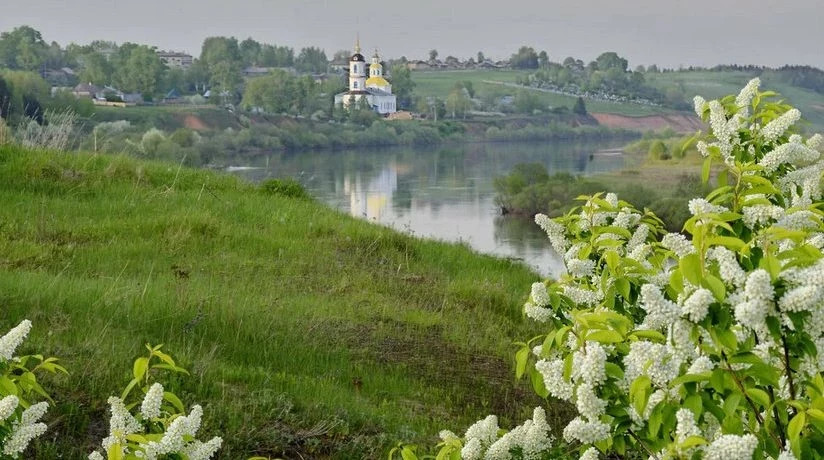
<box><xmin>0</xmin><ymin>144</ymin><xmax>551</xmax><ymax>458</ymax></box>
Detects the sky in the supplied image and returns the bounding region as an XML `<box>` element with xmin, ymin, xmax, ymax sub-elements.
<box><xmin>2</xmin><ymin>0</ymin><xmax>823</xmax><ymax>69</ymax></box>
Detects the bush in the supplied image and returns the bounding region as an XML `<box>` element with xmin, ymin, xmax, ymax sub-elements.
<box><xmin>407</xmin><ymin>78</ymin><xmax>824</xmax><ymax>460</ymax></box>
<box><xmin>260</xmin><ymin>178</ymin><xmax>312</xmax><ymax>200</ymax></box>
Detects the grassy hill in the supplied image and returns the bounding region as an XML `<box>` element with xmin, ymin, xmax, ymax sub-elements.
<box><xmin>0</xmin><ymin>144</ymin><xmax>556</xmax><ymax>458</ymax></box>
<box><xmin>412</xmin><ymin>69</ymin><xmax>824</xmax><ymax>131</ymax></box>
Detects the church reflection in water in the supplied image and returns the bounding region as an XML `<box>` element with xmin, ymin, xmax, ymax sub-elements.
<box><xmin>342</xmin><ymin>163</ymin><xmax>398</xmax><ymax>221</ymax></box>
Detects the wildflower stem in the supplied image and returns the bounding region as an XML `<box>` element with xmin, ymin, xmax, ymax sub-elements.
<box><xmin>768</xmin><ymin>386</ymin><xmax>786</xmax><ymax>446</ymax></box>
<box><xmin>781</xmin><ymin>336</ymin><xmax>797</xmax><ymax>407</ymax></box>
<box><xmin>722</xmin><ymin>354</ymin><xmax>784</xmax><ymax>448</ymax></box>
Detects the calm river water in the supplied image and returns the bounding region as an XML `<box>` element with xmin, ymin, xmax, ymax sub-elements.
<box><xmin>231</xmin><ymin>140</ymin><xmax>625</xmax><ymax>277</ymax></box>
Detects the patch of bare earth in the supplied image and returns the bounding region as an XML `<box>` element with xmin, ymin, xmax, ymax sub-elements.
<box><xmin>591</xmin><ymin>113</ymin><xmax>703</xmax><ymax>133</ymax></box>
<box><xmin>182</xmin><ymin>115</ymin><xmax>209</xmax><ymax>131</ymax></box>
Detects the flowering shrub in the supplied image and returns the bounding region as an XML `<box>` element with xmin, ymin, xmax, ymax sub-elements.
<box><xmin>0</xmin><ymin>319</ymin><xmax>67</xmax><ymax>458</ymax></box>
<box><xmin>88</xmin><ymin>344</ymin><xmax>222</xmax><ymax>460</ymax></box>
<box><xmin>402</xmin><ymin>80</ymin><xmax>824</xmax><ymax>460</ymax></box>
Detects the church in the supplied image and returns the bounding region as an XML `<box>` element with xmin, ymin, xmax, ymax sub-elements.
<box><xmin>334</xmin><ymin>39</ymin><xmax>397</xmax><ymax>115</ymax></box>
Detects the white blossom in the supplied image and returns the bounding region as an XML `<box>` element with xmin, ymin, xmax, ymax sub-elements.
<box><xmin>808</xmin><ymin>133</ymin><xmax>823</xmax><ymax>151</ymax></box>
<box><xmin>182</xmin><ymin>437</ymin><xmax>223</xmax><ymax>460</ymax></box>
<box><xmin>535</xmin><ymin>359</ymin><xmax>574</xmax><ymax>401</ymax></box>
<box><xmin>675</xmin><ymin>408</ymin><xmax>701</xmax><ymax>442</ymax></box>
<box><xmin>568</xmin><ymin>259</ymin><xmax>596</xmax><ymax>278</ymax></box>
<box><xmin>461</xmin><ymin>438</ymin><xmax>482</xmax><ymax>460</ymax></box>
<box><xmin>572</xmin><ymin>342</ymin><xmax>607</xmax><ymax>386</ymax></box>
<box><xmin>0</xmin><ymin>395</ymin><xmax>19</xmax><ymax>421</ymax></box>
<box><xmin>661</xmin><ymin>233</ymin><xmax>694</xmax><ymax>257</ymax></box>
<box><xmin>694</xmin><ymin>96</ymin><xmax>707</xmax><ymax>117</ymax></box>
<box><xmin>575</xmin><ymin>382</ymin><xmax>607</xmax><ymax>420</ymax></box>
<box><xmin>464</xmin><ymin>415</ymin><xmax>499</xmax><ymax>447</ymax></box>
<box><xmin>626</xmin><ymin>224</ymin><xmax>649</xmax><ymax>252</ymax></box>
<box><xmin>483</xmin><ymin>407</ymin><xmax>552</xmax><ymax>460</ymax></box>
<box><xmin>2</xmin><ymin>422</ymin><xmax>47</xmax><ymax>458</ymax></box>
<box><xmin>779</xmin><ymin>285</ymin><xmax>824</xmax><ymax>313</ymax></box>
<box><xmin>536</xmin><ymin>214</ymin><xmax>569</xmax><ymax>255</ymax></box>
<box><xmin>687</xmin><ymin>356</ymin><xmax>714</xmax><ymax>375</ymax></box>
<box><xmin>759</xmin><ymin>140</ymin><xmax>820</xmax><ymax>173</ymax></box>
<box><xmin>734</xmin><ymin>78</ymin><xmax>760</xmax><ymax>117</ymax></box>
<box><xmin>531</xmin><ymin>282</ymin><xmax>550</xmax><ymax>307</ymax></box>
<box><xmin>562</xmin><ymin>417</ymin><xmax>610</xmax><ymax>444</ymax></box>
<box><xmin>580</xmin><ymin>447</ymin><xmax>600</xmax><ymax>460</ymax></box>
<box><xmin>562</xmin><ymin>285</ymin><xmax>602</xmax><ymax>307</ymax></box>
<box><xmin>141</xmin><ymin>383</ymin><xmax>164</xmax><ymax>420</ymax></box>
<box><xmin>762</xmin><ymin>109</ymin><xmax>801</xmax><ymax>142</ymax></box>
<box><xmin>688</xmin><ymin>198</ymin><xmax>727</xmax><ymax>217</ymax></box>
<box><xmin>88</xmin><ymin>453</ymin><xmax>105</xmax><ymax>460</ymax></box>
<box><xmin>682</xmin><ymin>288</ymin><xmax>714</xmax><ymax>323</ymax></box>
<box><xmin>0</xmin><ymin>320</ymin><xmax>32</xmax><ymax>361</ymax></box>
<box><xmin>624</xmin><ymin>341</ymin><xmax>680</xmax><ymax>388</ymax></box>
<box><xmin>742</xmin><ymin>204</ymin><xmax>783</xmax><ymax>228</ymax></box>
<box><xmin>20</xmin><ymin>402</ymin><xmax>48</xmax><ymax>426</ymax></box>
<box><xmin>524</xmin><ymin>301</ymin><xmax>556</xmax><ymax>323</ymax></box>
<box><xmin>704</xmin><ymin>434</ymin><xmax>757</xmax><ymax>460</ymax></box>
<box><xmin>708</xmin><ymin>247</ymin><xmax>746</xmax><ymax>287</ymax></box>
<box><xmin>639</xmin><ymin>284</ymin><xmax>680</xmax><ymax>331</ymax></box>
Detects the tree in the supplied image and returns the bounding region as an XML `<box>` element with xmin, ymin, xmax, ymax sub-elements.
<box><xmin>594</xmin><ymin>51</ymin><xmax>628</xmax><ymax>72</ymax></box>
<box><xmin>477</xmin><ymin>51</ymin><xmax>485</xmax><ymax>63</ymax></box>
<box><xmin>390</xmin><ymin>63</ymin><xmax>415</xmax><ymax>109</ymax></box>
<box><xmin>294</xmin><ymin>46</ymin><xmax>328</xmax><ymax>73</ymax></box>
<box><xmin>332</xmin><ymin>49</ymin><xmax>350</xmax><ymax>62</ymax></box>
<box><xmin>199</xmin><ymin>36</ymin><xmax>242</xmax><ymax>91</ymax></box>
<box><xmin>538</xmin><ymin>50</ymin><xmax>549</xmax><ymax>68</ymax></box>
<box><xmin>514</xmin><ymin>90</ymin><xmax>542</xmax><ymax>113</ymax></box>
<box><xmin>77</xmin><ymin>51</ymin><xmax>112</xmax><ymax>85</ymax></box>
<box><xmin>510</xmin><ymin>46</ymin><xmax>539</xmax><ymax>69</ymax></box>
<box><xmin>429</xmin><ymin>49</ymin><xmax>438</xmax><ymax>61</ymax></box>
<box><xmin>572</xmin><ymin>96</ymin><xmax>587</xmax><ymax>115</ymax></box>
<box><xmin>113</xmin><ymin>45</ymin><xmax>165</xmax><ymax>97</ymax></box>
<box><xmin>0</xmin><ymin>26</ymin><xmax>48</xmax><ymax>71</ymax></box>
<box><xmin>445</xmin><ymin>88</ymin><xmax>470</xmax><ymax>118</ymax></box>
<box><xmin>239</xmin><ymin>37</ymin><xmax>262</xmax><ymax>67</ymax></box>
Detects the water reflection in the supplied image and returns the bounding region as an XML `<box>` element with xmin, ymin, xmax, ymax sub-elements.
<box><xmin>233</xmin><ymin>140</ymin><xmax>625</xmax><ymax>276</ymax></box>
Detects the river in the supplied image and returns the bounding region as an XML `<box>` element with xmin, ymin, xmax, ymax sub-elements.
<box><xmin>231</xmin><ymin>140</ymin><xmax>626</xmax><ymax>278</ymax></box>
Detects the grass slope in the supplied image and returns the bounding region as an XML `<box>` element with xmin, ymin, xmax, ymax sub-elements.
<box><xmin>0</xmin><ymin>145</ymin><xmax>553</xmax><ymax>458</ymax></box>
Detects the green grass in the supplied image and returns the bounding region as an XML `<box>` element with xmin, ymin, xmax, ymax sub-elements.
<box><xmin>0</xmin><ymin>144</ymin><xmax>557</xmax><ymax>458</ymax></box>
<box><xmin>645</xmin><ymin>70</ymin><xmax>824</xmax><ymax>131</ymax></box>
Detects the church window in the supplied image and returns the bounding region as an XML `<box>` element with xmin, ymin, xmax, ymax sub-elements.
<box><xmin>353</xmin><ymin>81</ymin><xmax>358</xmax><ymax>89</ymax></box>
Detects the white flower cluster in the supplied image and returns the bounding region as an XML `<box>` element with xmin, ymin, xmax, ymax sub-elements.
<box><xmin>639</xmin><ymin>284</ymin><xmax>680</xmax><ymax>331</ymax></box>
<box><xmin>535</xmin><ymin>214</ymin><xmax>568</xmax><ymax>255</ymax></box>
<box><xmin>0</xmin><ymin>395</ymin><xmax>49</xmax><ymax>459</ymax></box>
<box><xmin>482</xmin><ymin>407</ymin><xmax>553</xmax><ymax>460</ymax></box>
<box><xmin>741</xmin><ymin>204</ymin><xmax>783</xmax><ymax>229</ymax></box>
<box><xmin>681</xmin><ymin>288</ymin><xmax>714</xmax><ymax>323</ymax></box>
<box><xmin>708</xmin><ymin>247</ymin><xmax>746</xmax><ymax>287</ymax></box>
<box><xmin>624</xmin><ymin>341</ymin><xmax>681</xmax><ymax>388</ymax></box>
<box><xmin>535</xmin><ymin>359</ymin><xmax>574</xmax><ymax>401</ymax></box>
<box><xmin>562</xmin><ymin>417</ymin><xmax>610</xmax><ymax>445</ymax></box>
<box><xmin>734</xmin><ymin>78</ymin><xmax>760</xmax><ymax>117</ymax></box>
<box><xmin>688</xmin><ymin>198</ymin><xmax>727</xmax><ymax>217</ymax></box>
<box><xmin>704</xmin><ymin>434</ymin><xmax>757</xmax><ymax>460</ymax></box>
<box><xmin>0</xmin><ymin>320</ymin><xmax>32</xmax><ymax>361</ymax></box>
<box><xmin>461</xmin><ymin>415</ymin><xmax>499</xmax><ymax>459</ymax></box>
<box><xmin>761</xmin><ymin>108</ymin><xmax>801</xmax><ymax>143</ymax></box>
<box><xmin>675</xmin><ymin>408</ymin><xmax>701</xmax><ymax>443</ymax></box>
<box><xmin>90</xmin><ymin>394</ymin><xmax>221</xmax><ymax>460</ymax></box>
<box><xmin>661</xmin><ymin>233</ymin><xmax>694</xmax><ymax>257</ymax></box>
<box><xmin>759</xmin><ymin>140</ymin><xmax>820</xmax><ymax>173</ymax></box>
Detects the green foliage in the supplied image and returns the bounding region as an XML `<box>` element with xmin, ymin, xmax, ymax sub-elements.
<box><xmin>259</xmin><ymin>178</ymin><xmax>311</xmax><ymax>200</ymax></box>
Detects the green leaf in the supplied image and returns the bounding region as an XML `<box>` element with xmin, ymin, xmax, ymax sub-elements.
<box><xmin>585</xmin><ymin>330</ymin><xmax>624</xmax><ymax>344</ymax></box>
<box><xmin>515</xmin><ymin>347</ymin><xmax>529</xmax><ymax>380</ymax></box>
<box><xmin>605</xmin><ymin>362</ymin><xmax>624</xmax><ymax>380</ymax></box>
<box><xmin>759</xmin><ymin>252</ymin><xmax>781</xmax><ymax>280</ymax></box>
<box><xmin>680</xmin><ymin>254</ymin><xmax>702</xmax><ymax>285</ymax></box>
<box><xmin>724</xmin><ymin>392</ymin><xmax>743</xmax><ymax>417</ymax></box>
<box><xmin>789</xmin><ymin>412</ymin><xmax>807</xmax><ymax>445</ymax></box>
<box><xmin>680</xmin><ymin>435</ymin><xmax>708</xmax><ymax>449</ymax></box>
<box><xmin>746</xmin><ymin>388</ymin><xmax>771</xmax><ymax>409</ymax></box>
<box><xmin>670</xmin><ymin>372</ymin><xmax>712</xmax><ymax>386</ymax></box>
<box><xmin>631</xmin><ymin>375</ymin><xmax>652</xmax><ymax>416</ymax></box>
<box><xmin>615</xmin><ymin>277</ymin><xmax>631</xmax><ymax>300</ymax></box>
<box><xmin>401</xmin><ymin>446</ymin><xmax>418</xmax><ymax>460</ymax></box>
<box><xmin>702</xmin><ymin>274</ymin><xmax>726</xmax><ymax>301</ymax></box>
<box><xmin>702</xmin><ymin>156</ymin><xmax>712</xmax><ymax>183</ymax></box>
<box><xmin>629</xmin><ymin>329</ymin><xmax>666</xmax><ymax>343</ymax></box>
<box><xmin>120</xmin><ymin>378</ymin><xmax>139</xmax><ymax>401</ymax></box>
<box><xmin>684</xmin><ymin>394</ymin><xmax>703</xmax><ymax>416</ymax></box>
<box><xmin>133</xmin><ymin>357</ymin><xmax>149</xmax><ymax>383</ymax></box>
<box><xmin>530</xmin><ymin>368</ymin><xmax>549</xmax><ymax>399</ymax></box>
<box><xmin>163</xmin><ymin>391</ymin><xmax>185</xmax><ymax>414</ymax></box>
<box><xmin>808</xmin><ymin>408</ymin><xmax>824</xmax><ymax>422</ymax></box>
<box><xmin>706</xmin><ymin>236</ymin><xmax>746</xmax><ymax>252</ymax></box>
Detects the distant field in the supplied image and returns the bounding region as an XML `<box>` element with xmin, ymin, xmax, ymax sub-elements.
<box><xmin>645</xmin><ymin>70</ymin><xmax>824</xmax><ymax>131</ymax></box>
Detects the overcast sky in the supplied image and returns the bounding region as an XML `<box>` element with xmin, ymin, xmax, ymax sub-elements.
<box><xmin>2</xmin><ymin>0</ymin><xmax>822</xmax><ymax>69</ymax></box>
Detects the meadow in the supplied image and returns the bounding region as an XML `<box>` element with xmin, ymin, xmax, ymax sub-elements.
<box><xmin>0</xmin><ymin>144</ymin><xmax>560</xmax><ymax>458</ymax></box>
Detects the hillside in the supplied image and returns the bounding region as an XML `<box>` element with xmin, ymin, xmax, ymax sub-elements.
<box><xmin>0</xmin><ymin>145</ymin><xmax>551</xmax><ymax>458</ymax></box>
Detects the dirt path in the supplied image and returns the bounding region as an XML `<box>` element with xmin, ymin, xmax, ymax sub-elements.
<box><xmin>590</xmin><ymin>112</ymin><xmax>703</xmax><ymax>133</ymax></box>
<box><xmin>182</xmin><ymin>115</ymin><xmax>208</xmax><ymax>131</ymax></box>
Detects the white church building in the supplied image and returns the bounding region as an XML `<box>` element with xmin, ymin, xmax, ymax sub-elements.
<box><xmin>334</xmin><ymin>39</ymin><xmax>397</xmax><ymax>115</ymax></box>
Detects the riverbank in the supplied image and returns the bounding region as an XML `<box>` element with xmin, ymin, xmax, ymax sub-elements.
<box><xmin>0</xmin><ymin>144</ymin><xmax>559</xmax><ymax>458</ymax></box>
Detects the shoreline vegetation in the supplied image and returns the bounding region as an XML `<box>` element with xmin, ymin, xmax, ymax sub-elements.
<box><xmin>0</xmin><ymin>143</ymin><xmax>558</xmax><ymax>458</ymax></box>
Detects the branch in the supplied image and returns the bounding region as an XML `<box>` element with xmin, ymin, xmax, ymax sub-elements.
<box><xmin>628</xmin><ymin>429</ymin><xmax>659</xmax><ymax>460</ymax></box>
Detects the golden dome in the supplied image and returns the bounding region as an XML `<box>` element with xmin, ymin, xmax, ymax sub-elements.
<box><xmin>370</xmin><ymin>61</ymin><xmax>382</xmax><ymax>69</ymax></box>
<box><xmin>366</xmin><ymin>76</ymin><xmax>390</xmax><ymax>87</ymax></box>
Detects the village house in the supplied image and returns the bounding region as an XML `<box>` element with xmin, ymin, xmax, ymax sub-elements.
<box><xmin>157</xmin><ymin>51</ymin><xmax>193</xmax><ymax>69</ymax></box>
